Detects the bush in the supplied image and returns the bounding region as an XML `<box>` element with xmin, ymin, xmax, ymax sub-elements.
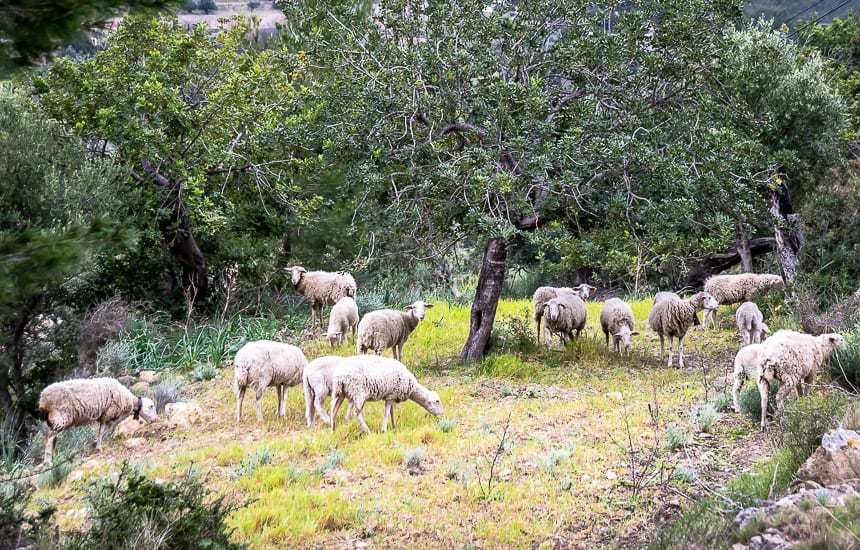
<box><xmin>774</xmin><ymin>392</ymin><xmax>850</xmax><ymax>463</ymax></box>
<box><xmin>96</xmin><ymin>339</ymin><xmax>136</xmax><ymax>375</ymax></box>
<box><xmin>492</xmin><ymin>315</ymin><xmax>538</xmax><ymax>354</ymax></box>
<box><xmin>65</xmin><ymin>463</ymin><xmax>245</xmax><ymax>549</ymax></box>
<box><xmin>191</xmin><ymin>362</ymin><xmax>217</xmax><ymax>382</ymax></box>
<box><xmin>153</xmin><ymin>377</ymin><xmax>185</xmax><ymax>414</ymax></box>
<box><xmin>738</xmin><ymin>381</ymin><xmax>779</xmax><ymax>423</ymax></box>
<box><xmin>689</xmin><ymin>403</ymin><xmax>719</xmax><ymax>433</ymax></box>
<box><xmin>830</xmin><ymin>325</ymin><xmax>860</xmax><ymax>393</ymax></box>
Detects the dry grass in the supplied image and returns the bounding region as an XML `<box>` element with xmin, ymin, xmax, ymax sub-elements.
<box><xmin>33</xmin><ymin>298</ymin><xmax>783</xmax><ymax>548</ymax></box>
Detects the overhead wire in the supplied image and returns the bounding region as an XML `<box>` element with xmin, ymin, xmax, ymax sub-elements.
<box><xmin>787</xmin><ymin>0</ymin><xmax>858</xmax><ymax>38</ymax></box>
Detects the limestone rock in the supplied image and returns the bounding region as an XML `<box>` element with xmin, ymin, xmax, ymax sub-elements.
<box><xmin>131</xmin><ymin>381</ymin><xmax>150</xmax><ymax>394</ymax></box>
<box><xmin>114</xmin><ymin>416</ymin><xmax>146</xmax><ymax>437</ymax></box>
<box><xmin>794</xmin><ymin>429</ymin><xmax>860</xmax><ymax>487</ymax></box>
<box><xmin>138</xmin><ymin>370</ymin><xmax>159</xmax><ymax>384</ymax></box>
<box><xmin>123</xmin><ymin>437</ymin><xmax>147</xmax><ymax>449</ymax></box>
<box><xmin>165</xmin><ymin>401</ymin><xmax>203</xmax><ymax>428</ymax></box>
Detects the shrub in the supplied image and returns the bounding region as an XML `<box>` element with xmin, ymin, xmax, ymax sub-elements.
<box><xmin>65</xmin><ymin>463</ymin><xmax>245</xmax><ymax>549</ymax></box>
<box><xmin>403</xmin><ymin>447</ymin><xmax>424</xmax><ymax>470</ymax></box>
<box><xmin>738</xmin><ymin>381</ymin><xmax>779</xmax><ymax>423</ymax></box>
<box><xmin>830</xmin><ymin>326</ymin><xmax>860</xmax><ymax>393</ymax></box>
<box><xmin>709</xmin><ymin>391</ymin><xmax>733</xmax><ymax>413</ymax></box>
<box><xmin>774</xmin><ymin>392</ymin><xmax>850</xmax><ymax>463</ymax></box>
<box><xmin>153</xmin><ymin>377</ymin><xmax>185</xmax><ymax>414</ymax></box>
<box><xmin>36</xmin><ymin>426</ymin><xmax>94</xmax><ymax>488</ymax></box>
<box><xmin>191</xmin><ymin>362</ymin><xmax>217</xmax><ymax>382</ymax></box>
<box><xmin>96</xmin><ymin>339</ymin><xmax>136</xmax><ymax>375</ymax></box>
<box><xmin>0</xmin><ymin>480</ymin><xmax>56</xmax><ymax>549</ymax></box>
<box><xmin>230</xmin><ymin>448</ymin><xmax>273</xmax><ymax>480</ymax></box>
<box><xmin>438</xmin><ymin>418</ymin><xmax>457</xmax><ymax>433</ymax></box>
<box><xmin>492</xmin><ymin>315</ymin><xmax>538</xmax><ymax>354</ymax></box>
<box><xmin>689</xmin><ymin>403</ymin><xmax>719</xmax><ymax>433</ymax></box>
<box><xmin>665</xmin><ymin>423</ymin><xmax>686</xmax><ymax>451</ymax></box>
<box><xmin>315</xmin><ymin>450</ymin><xmax>344</xmax><ymax>475</ymax></box>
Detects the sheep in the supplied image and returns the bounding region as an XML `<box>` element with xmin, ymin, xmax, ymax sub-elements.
<box><xmin>542</xmin><ymin>292</ymin><xmax>587</xmax><ymax>346</ymax></box>
<box><xmin>38</xmin><ymin>377</ymin><xmax>157</xmax><ymax>464</ymax></box>
<box><xmin>302</xmin><ymin>355</ymin><xmax>346</xmax><ymax>428</ymax></box>
<box><xmin>326</xmin><ymin>296</ymin><xmax>359</xmax><ymax>348</ymax></box>
<box><xmin>532</xmin><ymin>284</ymin><xmax>594</xmax><ymax>344</ymax></box>
<box><xmin>703</xmin><ymin>273</ymin><xmax>785</xmax><ymax>328</ymax></box>
<box><xmin>599</xmin><ymin>298</ymin><xmax>640</xmax><ymax>355</ymax></box>
<box><xmin>233</xmin><ymin>340</ymin><xmax>308</xmax><ymax>422</ymax></box>
<box><xmin>735</xmin><ymin>301</ymin><xmax>771</xmax><ymax>346</ymax></box>
<box><xmin>329</xmin><ymin>355</ymin><xmax>443</xmax><ymax>434</ymax></box>
<box><xmin>647</xmin><ymin>292</ymin><xmax>718</xmax><ymax>368</ymax></box>
<box><xmin>287</xmin><ymin>266</ymin><xmax>358</xmax><ymax>329</ymax></box>
<box><xmin>732</xmin><ymin>343</ymin><xmax>764</xmax><ymax>413</ymax></box>
<box><xmin>653</xmin><ymin>291</ymin><xmax>701</xmax><ymax>326</ymax></box>
<box><xmin>756</xmin><ymin>330</ymin><xmax>846</xmax><ymax>430</ymax></box>
<box><xmin>356</xmin><ymin>300</ymin><xmax>433</xmax><ymax>361</ymax></box>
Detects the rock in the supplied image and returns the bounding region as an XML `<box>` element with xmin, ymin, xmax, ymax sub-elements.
<box><xmin>123</xmin><ymin>437</ymin><xmax>147</xmax><ymax>449</ymax></box>
<box><xmin>138</xmin><ymin>370</ymin><xmax>159</xmax><ymax>384</ymax></box>
<box><xmin>165</xmin><ymin>401</ymin><xmax>203</xmax><ymax>428</ymax></box>
<box><xmin>114</xmin><ymin>416</ymin><xmax>146</xmax><ymax>437</ymax></box>
<box><xmin>605</xmin><ymin>391</ymin><xmax>624</xmax><ymax>401</ymax></box>
<box><xmin>841</xmin><ymin>401</ymin><xmax>860</xmax><ymax>431</ymax></box>
<box><xmin>117</xmin><ymin>375</ymin><xmax>136</xmax><ymax>386</ymax></box>
<box><xmin>322</xmin><ymin>468</ymin><xmax>351</xmax><ymax>485</ymax></box>
<box><xmin>131</xmin><ymin>381</ymin><xmax>150</xmax><ymax>394</ymax></box>
<box><xmin>794</xmin><ymin>429</ymin><xmax>860</xmax><ymax>487</ymax></box>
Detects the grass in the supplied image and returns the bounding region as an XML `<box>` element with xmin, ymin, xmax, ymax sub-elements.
<box><xmin>28</xmin><ymin>297</ymin><xmax>802</xmax><ymax>548</ymax></box>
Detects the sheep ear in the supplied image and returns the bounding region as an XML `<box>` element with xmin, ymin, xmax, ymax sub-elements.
<box><xmin>631</xmin><ymin>331</ymin><xmax>640</xmax><ymax>336</ymax></box>
<box><xmin>404</xmin><ymin>305</ymin><xmax>414</xmax><ymax>311</ymax></box>
<box><xmin>425</xmin><ymin>303</ymin><xmax>434</xmax><ymax>308</ymax></box>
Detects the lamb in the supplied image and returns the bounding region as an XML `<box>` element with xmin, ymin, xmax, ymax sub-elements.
<box><xmin>543</xmin><ymin>293</ymin><xmax>587</xmax><ymax>346</ymax></box>
<box><xmin>233</xmin><ymin>340</ymin><xmax>308</xmax><ymax>422</ymax></box>
<box><xmin>326</xmin><ymin>296</ymin><xmax>359</xmax><ymax>348</ymax></box>
<box><xmin>356</xmin><ymin>300</ymin><xmax>433</xmax><ymax>361</ymax></box>
<box><xmin>38</xmin><ymin>377</ymin><xmax>157</xmax><ymax>464</ymax></box>
<box><xmin>732</xmin><ymin>343</ymin><xmax>764</xmax><ymax>413</ymax></box>
<box><xmin>599</xmin><ymin>298</ymin><xmax>640</xmax><ymax>355</ymax></box>
<box><xmin>329</xmin><ymin>355</ymin><xmax>443</xmax><ymax>434</ymax></box>
<box><xmin>647</xmin><ymin>292</ymin><xmax>718</xmax><ymax>368</ymax></box>
<box><xmin>735</xmin><ymin>301</ymin><xmax>771</xmax><ymax>346</ymax></box>
<box><xmin>302</xmin><ymin>355</ymin><xmax>344</xmax><ymax>428</ymax></box>
<box><xmin>756</xmin><ymin>330</ymin><xmax>846</xmax><ymax>430</ymax></box>
<box><xmin>703</xmin><ymin>273</ymin><xmax>785</xmax><ymax>328</ymax></box>
<box><xmin>532</xmin><ymin>284</ymin><xmax>595</xmax><ymax>344</ymax></box>
<box><xmin>287</xmin><ymin>266</ymin><xmax>358</xmax><ymax>329</ymax></box>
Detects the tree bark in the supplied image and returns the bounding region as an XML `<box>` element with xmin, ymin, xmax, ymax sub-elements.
<box><xmin>768</xmin><ymin>174</ymin><xmax>804</xmax><ymax>286</ymax></box>
<box><xmin>736</xmin><ymin>222</ymin><xmax>753</xmax><ymax>272</ymax></box>
<box><xmin>461</xmin><ymin>238</ymin><xmax>507</xmax><ymax>362</ymax></box>
<box><xmin>680</xmin><ymin>237</ymin><xmax>776</xmax><ymax>289</ymax></box>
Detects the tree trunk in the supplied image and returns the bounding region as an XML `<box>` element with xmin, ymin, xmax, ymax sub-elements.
<box><xmin>736</xmin><ymin>222</ymin><xmax>753</xmax><ymax>272</ymax></box>
<box><xmin>461</xmin><ymin>238</ymin><xmax>507</xmax><ymax>362</ymax></box>
<box><xmin>768</xmin><ymin>174</ymin><xmax>804</xmax><ymax>286</ymax></box>
<box><xmin>162</xmin><ymin>199</ymin><xmax>208</xmax><ymax>304</ymax></box>
<box><xmin>680</xmin><ymin>237</ymin><xmax>776</xmax><ymax>289</ymax></box>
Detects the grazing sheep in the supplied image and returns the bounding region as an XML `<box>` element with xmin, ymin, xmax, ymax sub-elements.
<box><xmin>543</xmin><ymin>293</ymin><xmax>587</xmax><ymax>346</ymax></box>
<box><xmin>356</xmin><ymin>300</ymin><xmax>433</xmax><ymax>361</ymax></box>
<box><xmin>234</xmin><ymin>340</ymin><xmax>308</xmax><ymax>422</ymax></box>
<box><xmin>287</xmin><ymin>266</ymin><xmax>358</xmax><ymax>329</ymax></box>
<box><xmin>326</xmin><ymin>296</ymin><xmax>359</xmax><ymax>348</ymax></box>
<box><xmin>302</xmin><ymin>355</ymin><xmax>345</xmax><ymax>428</ymax></box>
<box><xmin>703</xmin><ymin>273</ymin><xmax>785</xmax><ymax>328</ymax></box>
<box><xmin>599</xmin><ymin>298</ymin><xmax>640</xmax><ymax>355</ymax></box>
<box><xmin>732</xmin><ymin>343</ymin><xmax>764</xmax><ymax>413</ymax></box>
<box><xmin>647</xmin><ymin>292</ymin><xmax>718</xmax><ymax>368</ymax></box>
<box><xmin>654</xmin><ymin>291</ymin><xmax>701</xmax><ymax>326</ymax></box>
<box><xmin>329</xmin><ymin>355</ymin><xmax>443</xmax><ymax>434</ymax></box>
<box><xmin>756</xmin><ymin>330</ymin><xmax>846</xmax><ymax>430</ymax></box>
<box><xmin>532</xmin><ymin>284</ymin><xmax>593</xmax><ymax>344</ymax></box>
<box><xmin>735</xmin><ymin>301</ymin><xmax>770</xmax><ymax>346</ymax></box>
<box><xmin>38</xmin><ymin>377</ymin><xmax>157</xmax><ymax>464</ymax></box>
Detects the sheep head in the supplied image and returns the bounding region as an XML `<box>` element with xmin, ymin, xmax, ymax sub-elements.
<box><xmin>405</xmin><ymin>301</ymin><xmax>434</xmax><ymax>321</ymax></box>
<box><xmin>286</xmin><ymin>266</ymin><xmax>307</xmax><ymax>286</ymax></box>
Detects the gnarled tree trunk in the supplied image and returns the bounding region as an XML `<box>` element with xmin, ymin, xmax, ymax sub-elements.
<box><xmin>461</xmin><ymin>237</ymin><xmax>507</xmax><ymax>362</ymax></box>
<box><xmin>769</xmin><ymin>174</ymin><xmax>804</xmax><ymax>286</ymax></box>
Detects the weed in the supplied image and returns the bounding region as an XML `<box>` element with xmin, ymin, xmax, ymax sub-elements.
<box><xmin>191</xmin><ymin>362</ymin><xmax>217</xmax><ymax>382</ymax></box>
<box><xmin>477</xmin><ymin>413</ymin><xmax>512</xmax><ymax>501</ymax></box>
<box><xmin>674</xmin><ymin>464</ymin><xmax>699</xmax><ymax>484</ymax></box>
<box><xmin>665</xmin><ymin>424</ymin><xmax>686</xmax><ymax>452</ymax></box>
<box><xmin>709</xmin><ymin>391</ymin><xmax>733</xmax><ymax>413</ymax></box>
<box><xmin>738</xmin><ymin>382</ymin><xmax>779</xmax><ymax>422</ymax></box>
<box><xmin>537</xmin><ymin>448</ymin><xmax>570</xmax><ymax>475</ymax></box>
<box><xmin>445</xmin><ymin>461</ymin><xmax>462</xmax><ymax>481</ymax></box>
<box><xmin>690</xmin><ymin>403</ymin><xmax>719</xmax><ymax>433</ymax></box>
<box><xmin>438</xmin><ymin>418</ymin><xmax>457</xmax><ymax>433</ymax></box>
<box><xmin>230</xmin><ymin>448</ymin><xmax>273</xmax><ymax>480</ymax></box>
<box><xmin>37</xmin><ymin>427</ymin><xmax>94</xmax><ymax>488</ymax></box>
<box><xmin>287</xmin><ymin>462</ymin><xmax>304</xmax><ymax>484</ymax></box>
<box><xmin>403</xmin><ymin>447</ymin><xmax>424</xmax><ymax>470</ymax></box>
<box><xmin>773</xmin><ymin>392</ymin><xmax>850</xmax><ymax>463</ymax></box>
<box><xmin>96</xmin><ymin>339</ymin><xmax>136</xmax><ymax>375</ymax></box>
<box><xmin>492</xmin><ymin>315</ymin><xmax>538</xmax><ymax>354</ymax></box>
<box><xmin>315</xmin><ymin>451</ymin><xmax>345</xmax><ymax>475</ymax></box>
<box><xmin>559</xmin><ymin>477</ymin><xmax>574</xmax><ymax>491</ymax></box>
<box><xmin>152</xmin><ymin>377</ymin><xmax>185</xmax><ymax>414</ymax></box>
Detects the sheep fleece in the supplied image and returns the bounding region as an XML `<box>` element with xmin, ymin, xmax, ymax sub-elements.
<box><xmin>758</xmin><ymin>330</ymin><xmax>844</xmax><ymax>388</ymax></box>
<box><xmin>704</xmin><ymin>273</ymin><xmax>783</xmax><ymax>305</ymax></box>
<box><xmin>39</xmin><ymin>377</ymin><xmax>138</xmax><ymax>431</ymax></box>
<box><xmin>332</xmin><ymin>356</ymin><xmax>427</xmax><ymax>405</ymax></box>
<box><xmin>297</xmin><ymin>271</ymin><xmax>357</xmax><ymax>305</ymax></box>
<box><xmin>234</xmin><ymin>340</ymin><xmax>307</xmax><ymax>392</ymax></box>
<box><xmin>600</xmin><ymin>298</ymin><xmax>635</xmax><ymax>335</ymax></box>
<box><xmin>648</xmin><ymin>296</ymin><xmax>700</xmax><ymax>337</ymax></box>
<box><xmin>357</xmin><ymin>310</ymin><xmax>419</xmax><ymax>352</ymax></box>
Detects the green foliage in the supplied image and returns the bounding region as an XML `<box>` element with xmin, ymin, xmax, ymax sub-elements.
<box><xmin>315</xmin><ymin>451</ymin><xmax>344</xmax><ymax>475</ymax></box>
<box><xmin>689</xmin><ymin>403</ymin><xmax>719</xmax><ymax>433</ymax></box>
<box><xmin>491</xmin><ymin>315</ymin><xmax>538</xmax><ymax>354</ymax></box>
<box><xmin>773</xmin><ymin>392</ymin><xmax>850</xmax><ymax>463</ymax></box>
<box><xmin>65</xmin><ymin>463</ymin><xmax>245</xmax><ymax>549</ymax></box>
<box><xmin>739</xmin><ymin>382</ymin><xmax>780</xmax><ymax>422</ymax></box>
<box><xmin>191</xmin><ymin>362</ymin><xmax>218</xmax><ymax>382</ymax></box>
<box><xmin>438</xmin><ymin>418</ymin><xmax>457</xmax><ymax>433</ymax></box>
<box><xmin>831</xmin><ymin>323</ymin><xmax>860</xmax><ymax>392</ymax></box>
<box><xmin>37</xmin><ymin>426</ymin><xmax>95</xmax><ymax>488</ymax></box>
<box><xmin>96</xmin><ymin>340</ymin><xmax>137</xmax><ymax>375</ymax></box>
<box><xmin>709</xmin><ymin>391</ymin><xmax>733</xmax><ymax>414</ymax></box>
<box><xmin>230</xmin><ymin>448</ymin><xmax>273</xmax><ymax>480</ymax></box>
<box><xmin>403</xmin><ymin>447</ymin><xmax>424</xmax><ymax>470</ymax></box>
<box><xmin>665</xmin><ymin>424</ymin><xmax>687</xmax><ymax>452</ymax></box>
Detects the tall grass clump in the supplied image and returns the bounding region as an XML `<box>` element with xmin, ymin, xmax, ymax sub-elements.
<box><xmin>153</xmin><ymin>377</ymin><xmax>186</xmax><ymax>414</ymax></box>
<box><xmin>738</xmin><ymin>382</ymin><xmax>779</xmax><ymax>423</ymax></box>
<box><xmin>37</xmin><ymin>426</ymin><xmax>95</xmax><ymax>488</ymax></box>
<box><xmin>830</xmin><ymin>324</ymin><xmax>860</xmax><ymax>393</ymax></box>
<box><xmin>773</xmin><ymin>392</ymin><xmax>850</xmax><ymax>464</ymax></box>
<box><xmin>64</xmin><ymin>463</ymin><xmax>245</xmax><ymax>549</ymax></box>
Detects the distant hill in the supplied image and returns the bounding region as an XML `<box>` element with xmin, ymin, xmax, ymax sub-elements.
<box><xmin>744</xmin><ymin>0</ymin><xmax>860</xmax><ymax>29</ymax></box>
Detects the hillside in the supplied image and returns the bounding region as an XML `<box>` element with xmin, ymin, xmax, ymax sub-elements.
<box><xmin>31</xmin><ymin>298</ymin><xmax>782</xmax><ymax>548</ymax></box>
<box><xmin>744</xmin><ymin>0</ymin><xmax>860</xmax><ymax>27</ymax></box>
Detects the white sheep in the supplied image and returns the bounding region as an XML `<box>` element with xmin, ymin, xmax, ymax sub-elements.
<box><xmin>38</xmin><ymin>377</ymin><xmax>157</xmax><ymax>464</ymax></box>
<box><xmin>326</xmin><ymin>296</ymin><xmax>359</xmax><ymax>348</ymax></box>
<box><xmin>329</xmin><ymin>355</ymin><xmax>443</xmax><ymax>434</ymax></box>
<box><xmin>532</xmin><ymin>284</ymin><xmax>594</xmax><ymax>344</ymax></box>
<box><xmin>647</xmin><ymin>292</ymin><xmax>718</xmax><ymax>368</ymax></box>
<box><xmin>599</xmin><ymin>298</ymin><xmax>640</xmax><ymax>355</ymax></box>
<box><xmin>703</xmin><ymin>273</ymin><xmax>785</xmax><ymax>328</ymax></box>
<box><xmin>302</xmin><ymin>355</ymin><xmax>345</xmax><ymax>428</ymax></box>
<box><xmin>287</xmin><ymin>266</ymin><xmax>358</xmax><ymax>329</ymax></box>
<box><xmin>233</xmin><ymin>340</ymin><xmax>308</xmax><ymax>422</ymax></box>
<box><xmin>732</xmin><ymin>343</ymin><xmax>764</xmax><ymax>413</ymax></box>
<box><xmin>543</xmin><ymin>293</ymin><xmax>587</xmax><ymax>346</ymax></box>
<box><xmin>356</xmin><ymin>300</ymin><xmax>433</xmax><ymax>361</ymax></box>
<box><xmin>735</xmin><ymin>301</ymin><xmax>770</xmax><ymax>346</ymax></box>
<box><xmin>653</xmin><ymin>291</ymin><xmax>702</xmax><ymax>327</ymax></box>
<box><xmin>756</xmin><ymin>330</ymin><xmax>846</xmax><ymax>430</ymax></box>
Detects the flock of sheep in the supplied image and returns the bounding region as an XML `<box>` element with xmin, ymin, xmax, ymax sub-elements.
<box><xmin>36</xmin><ymin>267</ymin><xmax>846</xmax><ymax>464</ymax></box>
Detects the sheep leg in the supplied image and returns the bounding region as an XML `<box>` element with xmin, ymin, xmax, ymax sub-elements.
<box><xmin>330</xmin><ymin>395</ymin><xmax>346</xmax><ymax>432</ymax></box>
<box><xmin>235</xmin><ymin>386</ymin><xmax>246</xmax><ymax>421</ymax></box>
<box><xmin>801</xmin><ymin>374</ymin><xmax>815</xmax><ymax>396</ymax></box>
<box><xmin>657</xmin><ymin>334</ymin><xmax>665</xmax><ymax>363</ymax></box>
<box><xmin>44</xmin><ymin>429</ymin><xmax>58</xmax><ymax>464</ymax></box>
<box><xmin>96</xmin><ymin>422</ymin><xmax>108</xmax><ymax>452</ymax></box>
<box><xmin>774</xmin><ymin>381</ymin><xmax>794</xmax><ymax>413</ymax></box>
<box><xmin>677</xmin><ymin>336</ymin><xmax>685</xmax><ymax>369</ymax></box>
<box><xmin>313</xmin><ymin>393</ymin><xmax>331</xmax><ymax>426</ymax></box>
<box><xmin>254</xmin><ymin>388</ymin><xmax>265</xmax><ymax>422</ymax></box>
<box><xmin>732</xmin><ymin>370</ymin><xmax>745</xmax><ymax>413</ymax></box>
<box><xmin>276</xmin><ymin>385</ymin><xmax>286</xmax><ymax>418</ymax></box>
<box><xmin>381</xmin><ymin>402</ymin><xmax>391</xmax><ymax>433</ymax></box>
<box><xmin>757</xmin><ymin>377</ymin><xmax>770</xmax><ymax>430</ymax></box>
<box><xmin>666</xmin><ymin>335</ymin><xmax>674</xmax><ymax>368</ymax></box>
<box><xmin>393</xmin><ymin>344</ymin><xmax>402</xmax><ymax>362</ymax></box>
<box><xmin>352</xmin><ymin>399</ymin><xmax>371</xmax><ymax>434</ymax></box>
